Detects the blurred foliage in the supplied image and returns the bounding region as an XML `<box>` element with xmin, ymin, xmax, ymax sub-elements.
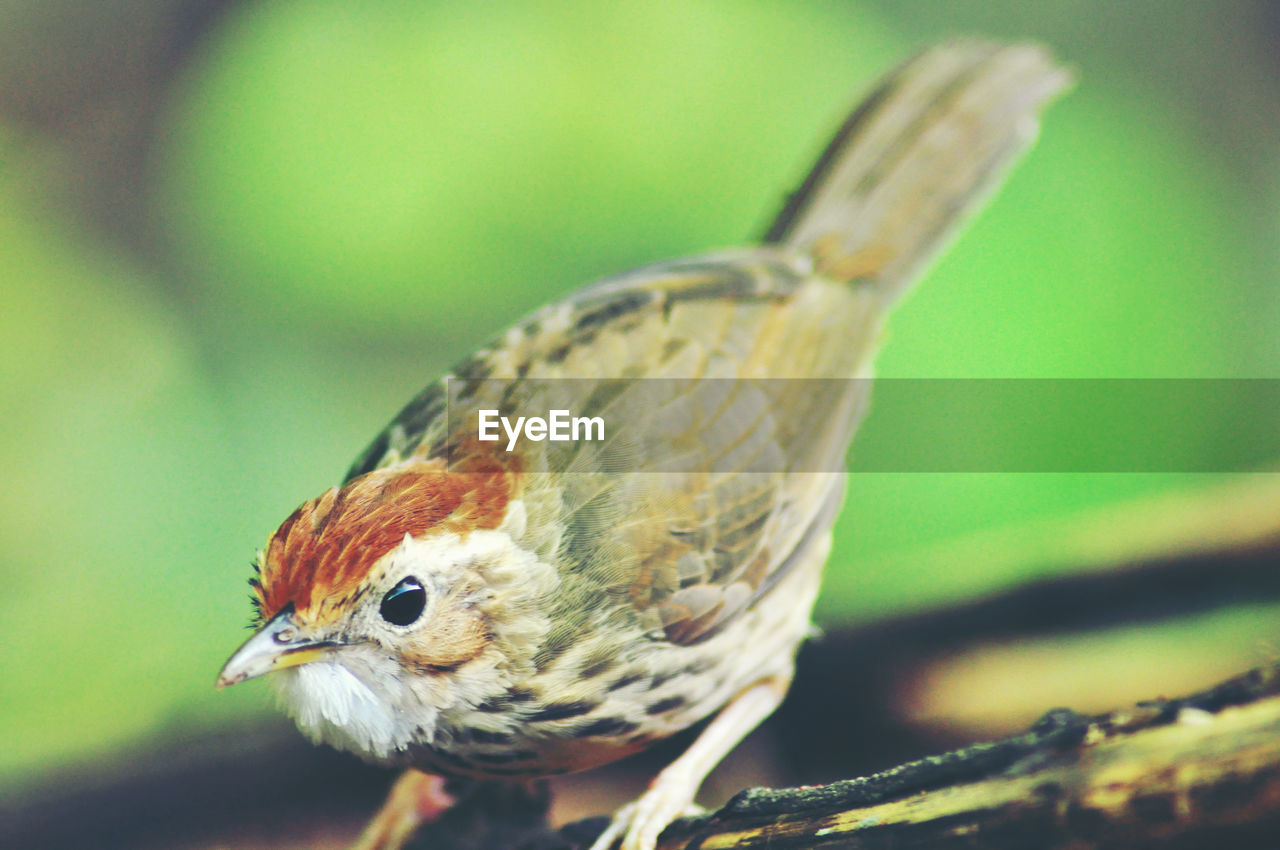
<box><xmin>1</xmin><ymin>0</ymin><xmax>1277</xmax><ymax>788</ymax></box>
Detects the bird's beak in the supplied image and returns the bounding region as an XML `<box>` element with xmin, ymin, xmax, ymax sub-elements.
<box><xmin>216</xmin><ymin>603</ymin><xmax>338</xmax><ymax>689</ymax></box>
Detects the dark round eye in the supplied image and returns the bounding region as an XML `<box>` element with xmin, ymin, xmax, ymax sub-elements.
<box><xmin>380</xmin><ymin>577</ymin><xmax>426</xmax><ymax>626</ymax></box>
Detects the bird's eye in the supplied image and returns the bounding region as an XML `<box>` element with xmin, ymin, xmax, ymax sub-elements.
<box><xmin>380</xmin><ymin>577</ymin><xmax>426</xmax><ymax>626</ymax></box>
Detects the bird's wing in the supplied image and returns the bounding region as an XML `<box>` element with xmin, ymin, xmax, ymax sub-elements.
<box><xmin>345</xmin><ymin>251</ymin><xmax>872</xmax><ymax>645</ymax></box>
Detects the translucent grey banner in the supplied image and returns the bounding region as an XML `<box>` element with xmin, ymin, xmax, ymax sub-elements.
<box><xmin>441</xmin><ymin>379</ymin><xmax>1280</xmax><ymax>473</ymax></box>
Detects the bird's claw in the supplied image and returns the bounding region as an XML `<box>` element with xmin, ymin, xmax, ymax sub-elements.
<box><xmin>587</xmin><ymin>794</ymin><xmax>706</xmax><ymax>850</ymax></box>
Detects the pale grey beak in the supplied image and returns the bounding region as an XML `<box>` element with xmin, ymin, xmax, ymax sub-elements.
<box><xmin>217</xmin><ymin>604</ymin><xmax>338</xmax><ymax>689</ymax></box>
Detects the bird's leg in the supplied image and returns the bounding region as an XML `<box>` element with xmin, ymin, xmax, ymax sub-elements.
<box><xmin>590</xmin><ymin>673</ymin><xmax>791</xmax><ymax>850</ymax></box>
<box><xmin>349</xmin><ymin>769</ymin><xmax>455</xmax><ymax>850</ymax></box>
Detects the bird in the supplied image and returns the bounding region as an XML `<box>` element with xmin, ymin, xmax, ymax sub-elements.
<box><xmin>218</xmin><ymin>40</ymin><xmax>1071</xmax><ymax>850</ymax></box>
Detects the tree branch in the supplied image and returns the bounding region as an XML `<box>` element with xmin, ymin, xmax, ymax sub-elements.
<box><xmin>407</xmin><ymin>663</ymin><xmax>1280</xmax><ymax>849</ymax></box>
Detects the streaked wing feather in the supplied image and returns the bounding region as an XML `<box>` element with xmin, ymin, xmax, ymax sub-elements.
<box><xmin>344</xmin><ymin>253</ymin><xmax>881</xmax><ymax>645</ymax></box>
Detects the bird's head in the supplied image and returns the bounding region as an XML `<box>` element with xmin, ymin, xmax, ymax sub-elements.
<box><xmin>217</xmin><ymin>459</ymin><xmax>558</xmax><ymax>761</ymax></box>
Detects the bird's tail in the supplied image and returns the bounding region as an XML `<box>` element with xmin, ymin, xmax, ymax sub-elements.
<box><xmin>764</xmin><ymin>40</ymin><xmax>1072</xmax><ymax>304</ymax></box>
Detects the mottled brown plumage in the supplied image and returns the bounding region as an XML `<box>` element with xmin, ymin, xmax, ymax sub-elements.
<box><xmin>219</xmin><ymin>41</ymin><xmax>1071</xmax><ymax>850</ymax></box>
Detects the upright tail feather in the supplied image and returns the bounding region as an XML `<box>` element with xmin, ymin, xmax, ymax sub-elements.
<box><xmin>764</xmin><ymin>40</ymin><xmax>1072</xmax><ymax>301</ymax></box>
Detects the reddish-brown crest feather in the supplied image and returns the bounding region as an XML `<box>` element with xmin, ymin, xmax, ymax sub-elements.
<box><xmin>256</xmin><ymin>455</ymin><xmax>514</xmax><ymax>624</ymax></box>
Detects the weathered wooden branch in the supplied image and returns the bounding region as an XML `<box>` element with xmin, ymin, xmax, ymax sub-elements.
<box><xmin>408</xmin><ymin>663</ymin><xmax>1280</xmax><ymax>849</ymax></box>
<box><xmin>667</xmin><ymin>665</ymin><xmax>1280</xmax><ymax>849</ymax></box>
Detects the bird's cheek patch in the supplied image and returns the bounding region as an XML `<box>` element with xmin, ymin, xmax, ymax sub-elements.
<box><xmin>401</xmin><ymin>605</ymin><xmax>490</xmax><ymax>675</ymax></box>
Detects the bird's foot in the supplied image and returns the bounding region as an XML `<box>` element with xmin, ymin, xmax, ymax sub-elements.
<box><xmin>349</xmin><ymin>769</ymin><xmax>455</xmax><ymax>850</ymax></box>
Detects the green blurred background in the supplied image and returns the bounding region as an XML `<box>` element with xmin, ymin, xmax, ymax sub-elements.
<box><xmin>2</xmin><ymin>0</ymin><xmax>1278</xmax><ymax>799</ymax></box>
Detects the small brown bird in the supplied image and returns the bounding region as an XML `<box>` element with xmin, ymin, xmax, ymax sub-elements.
<box><xmin>219</xmin><ymin>41</ymin><xmax>1070</xmax><ymax>850</ymax></box>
